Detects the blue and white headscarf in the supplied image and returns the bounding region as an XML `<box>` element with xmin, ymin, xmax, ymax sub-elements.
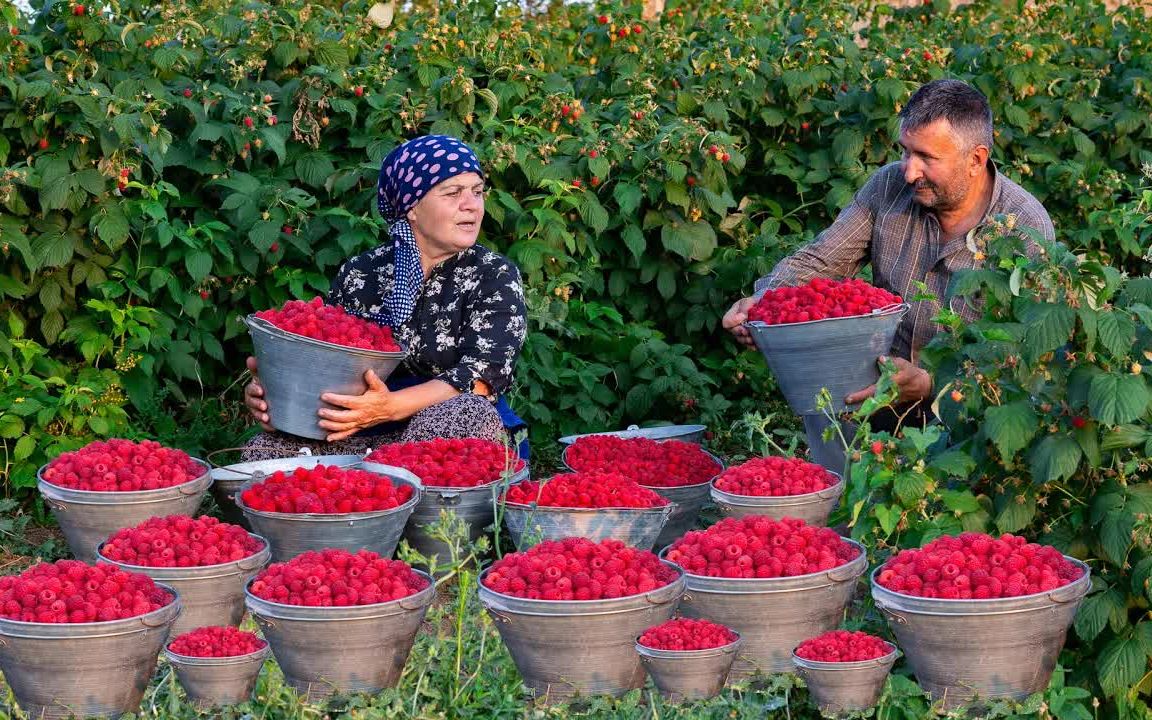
<box><xmin>375</xmin><ymin>135</ymin><xmax>484</xmax><ymax>326</ymax></box>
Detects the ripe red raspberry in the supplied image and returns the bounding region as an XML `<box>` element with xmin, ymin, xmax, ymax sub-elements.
<box><xmin>255</xmin><ymin>297</ymin><xmax>401</xmax><ymax>352</ymax></box>
<box><xmin>795</xmin><ymin>630</ymin><xmax>893</xmax><ymax>662</ymax></box>
<box><xmin>365</xmin><ymin>438</ymin><xmax>524</xmax><ymax>488</ymax></box>
<box><xmin>40</xmin><ymin>439</ymin><xmax>205</xmax><ymax>492</ymax></box>
<box><xmin>483</xmin><ymin>538</ymin><xmax>678</xmax><ymax>601</ymax></box>
<box><xmin>503</xmin><ymin>472</ymin><xmax>669</xmax><ymax>509</ymax></box>
<box><xmin>664</xmin><ymin>516</ymin><xmax>860</xmax><ymax>579</ymax></box>
<box><xmin>243</xmin><ymin>116</ymin><xmax>253</xmax><ymax>128</ymax></box>
<box><xmin>100</xmin><ymin>515</ymin><xmax>264</xmax><ymax>568</ymax></box>
<box><xmin>249</xmin><ymin>549</ymin><xmax>427</xmax><ymax>606</ymax></box>
<box><xmin>183</xmin><ymin>88</ymin><xmax>192</xmax><ymax>98</ymax></box>
<box><xmin>239</xmin><ymin>465</ymin><xmax>414</xmax><ymax>514</ymax></box>
<box><xmin>747</xmin><ymin>277</ymin><xmax>903</xmax><ymax>325</ymax></box>
<box><xmin>0</xmin><ymin>560</ymin><xmax>172</xmax><ymax>623</ymax></box>
<box><xmin>168</xmin><ymin>626</ymin><xmax>267</xmax><ymax>657</ymax></box>
<box><xmin>713</xmin><ymin>456</ymin><xmax>836</xmax><ymax>497</ymax></box>
<box><xmin>876</xmin><ymin>532</ymin><xmax>1083</xmax><ymax>599</ymax></box>
<box><xmin>638</xmin><ymin>618</ymin><xmax>737</xmax><ymax>651</ymax></box>
<box><xmin>565</xmin><ymin>436</ymin><xmax>722</xmax><ymax>488</ymax></box>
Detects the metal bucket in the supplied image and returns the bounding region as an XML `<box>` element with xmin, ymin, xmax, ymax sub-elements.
<box><xmin>744</xmin><ymin>303</ymin><xmax>909</xmax><ymax>414</ymax></box>
<box><xmin>558</xmin><ymin>424</ymin><xmax>708</xmax><ymax>446</ymax></box>
<box><xmin>710</xmin><ymin>473</ymin><xmax>844</xmax><ymax>527</ymax></box>
<box><xmin>478</xmin><ymin>563</ymin><xmax>686</xmax><ymax>703</ymax></box>
<box><xmin>97</xmin><ymin>536</ymin><xmax>271</xmax><ymax>638</ymax></box>
<box><xmin>245</xmin><ymin>315</ymin><xmax>407</xmax><ymax>440</ymax></box>
<box><xmin>0</xmin><ymin>585</ymin><xmax>181</xmax><ymax>720</ymax></box>
<box><xmin>208</xmin><ymin>452</ymin><xmax>363</xmax><ymax>529</ymax></box>
<box><xmin>37</xmin><ymin>460</ymin><xmax>212</xmax><ymax>563</ymax></box>
<box><xmin>164</xmin><ymin>645</ymin><xmax>270</xmax><ymax>708</ymax></box>
<box><xmin>636</xmin><ymin>634</ymin><xmax>742</xmax><ymax>702</ymax></box>
<box><xmin>870</xmin><ymin>560</ymin><xmax>1091</xmax><ymax>707</ymax></box>
<box><xmin>235</xmin><ymin>471</ymin><xmax>421</xmax><ymax>562</ymax></box>
<box><xmin>792</xmin><ymin>645</ymin><xmax>898</xmax><ymax>714</ymax></box>
<box><xmin>502</xmin><ymin>503</ymin><xmax>674</xmax><ymax>550</ymax></box>
<box><xmin>665</xmin><ymin>540</ymin><xmax>868</xmax><ymax>677</ymax></box>
<box><xmin>244</xmin><ymin>572</ymin><xmax>435</xmax><ymax>701</ymax></box>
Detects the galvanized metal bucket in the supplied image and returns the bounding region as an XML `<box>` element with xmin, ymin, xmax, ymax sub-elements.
<box><xmin>97</xmin><ymin>535</ymin><xmax>271</xmax><ymax>638</ymax></box>
<box><xmin>245</xmin><ymin>315</ymin><xmax>407</xmax><ymax>440</ymax></box>
<box><xmin>164</xmin><ymin>645</ymin><xmax>270</xmax><ymax>708</ymax></box>
<box><xmin>208</xmin><ymin>451</ymin><xmax>363</xmax><ymax>529</ymax></box>
<box><xmin>636</xmin><ymin>633</ymin><xmax>742</xmax><ymax>702</ymax></box>
<box><xmin>502</xmin><ymin>502</ymin><xmax>675</xmax><ymax>550</ymax></box>
<box><xmin>0</xmin><ymin>585</ymin><xmax>181</xmax><ymax>720</ymax></box>
<box><xmin>744</xmin><ymin>303</ymin><xmax>909</xmax><ymax>414</ymax></box>
<box><xmin>870</xmin><ymin>560</ymin><xmax>1091</xmax><ymax>707</ymax></box>
<box><xmin>478</xmin><ymin>563</ymin><xmax>686</xmax><ymax>703</ymax></box>
<box><xmin>37</xmin><ymin>460</ymin><xmax>212</xmax><ymax>563</ymax></box>
<box><xmin>710</xmin><ymin>473</ymin><xmax>844</xmax><ymax>527</ymax></box>
<box><xmin>792</xmin><ymin>644</ymin><xmax>898</xmax><ymax>714</ymax></box>
<box><xmin>664</xmin><ymin>540</ymin><xmax>868</xmax><ymax>678</ymax></box>
<box><xmin>235</xmin><ymin>469</ymin><xmax>421</xmax><ymax>562</ymax></box>
<box><xmin>244</xmin><ymin>571</ymin><xmax>435</xmax><ymax>701</ymax></box>
<box><xmin>558</xmin><ymin>424</ymin><xmax>708</xmax><ymax>446</ymax></box>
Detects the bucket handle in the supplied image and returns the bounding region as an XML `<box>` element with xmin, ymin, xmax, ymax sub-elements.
<box><xmin>140</xmin><ymin>614</ymin><xmax>173</xmax><ymax>629</ymax></box>
<box><xmin>254</xmin><ymin>614</ymin><xmax>276</xmax><ymax>630</ymax></box>
<box><xmin>44</xmin><ymin>498</ymin><xmax>68</xmax><ymax>513</ymax></box>
<box><xmin>1048</xmin><ymin>583</ymin><xmax>1086</xmax><ymax>604</ymax></box>
<box><xmin>485</xmin><ymin>608</ymin><xmax>512</xmax><ymax>624</ymax></box>
<box><xmin>437</xmin><ymin>492</ymin><xmax>462</xmax><ymax>506</ymax></box>
<box><xmin>871</xmin><ymin>302</ymin><xmax>907</xmax><ymax>316</ymax></box>
<box><xmin>399</xmin><ymin>593</ymin><xmax>431</xmax><ymax>611</ymax></box>
<box><xmin>715</xmin><ymin>502</ymin><xmax>735</xmax><ymax>514</ymax></box>
<box><xmin>875</xmin><ymin>600</ymin><xmax>908</xmax><ymax>625</ymax></box>
<box><xmin>816</xmin><ymin>484</ymin><xmax>843</xmax><ymax>500</ymax></box>
<box><xmin>237</xmin><ymin>551</ymin><xmax>270</xmax><ymax>572</ymax></box>
<box><xmin>178</xmin><ymin>478</ymin><xmax>208</xmax><ymax>496</ymax></box>
<box><xmin>827</xmin><ymin>561</ymin><xmax>863</xmax><ymax>583</ymax></box>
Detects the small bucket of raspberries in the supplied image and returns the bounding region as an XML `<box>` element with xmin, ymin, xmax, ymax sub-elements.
<box><xmin>792</xmin><ymin>629</ymin><xmax>899</xmax><ymax>714</ymax></box>
<box><xmin>740</xmin><ymin>277</ymin><xmax>910</xmax><ymax>414</ymax></box>
<box><xmin>245</xmin><ymin>297</ymin><xmax>407</xmax><ymax>439</ymax></box>
<box><xmin>710</xmin><ymin>455</ymin><xmax>844</xmax><ymax>527</ymax></box>
<box><xmin>635</xmin><ymin>618</ymin><xmax>742</xmax><ymax>702</ymax></box>
<box><xmin>164</xmin><ymin>626</ymin><xmax>270</xmax><ymax>708</ymax></box>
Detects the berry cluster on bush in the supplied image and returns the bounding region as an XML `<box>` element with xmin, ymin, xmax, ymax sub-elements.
<box><xmin>713</xmin><ymin>456</ymin><xmax>836</xmax><ymax>496</ymax></box>
<box><xmin>248</xmin><ymin>549</ymin><xmax>428</xmax><ymax>606</ymax></box>
<box><xmin>503</xmin><ymin>472</ymin><xmax>668</xmax><ymax>509</ymax></box>
<box><xmin>168</xmin><ymin>626</ymin><xmax>267</xmax><ymax>657</ymax></box>
<box><xmin>482</xmin><ymin>537</ymin><xmax>679</xmax><ymax>601</ymax></box>
<box><xmin>255</xmin><ymin>297</ymin><xmax>401</xmax><ymax>352</ymax></box>
<box><xmin>747</xmin><ymin>278</ymin><xmax>903</xmax><ymax>325</ymax></box>
<box><xmin>566</xmin><ymin>436</ymin><xmax>721</xmax><ymax>488</ymax></box>
<box><xmin>638</xmin><ymin>618</ymin><xmax>738</xmax><ymax>651</ymax></box>
<box><xmin>240</xmin><ymin>465</ymin><xmax>414</xmax><ymax>514</ymax></box>
<box><xmin>100</xmin><ymin>515</ymin><xmax>264</xmax><ymax>568</ymax></box>
<box><xmin>795</xmin><ymin>630</ymin><xmax>893</xmax><ymax>662</ymax></box>
<box><xmin>365</xmin><ymin>438</ymin><xmax>524</xmax><ymax>488</ymax></box>
<box><xmin>665</xmin><ymin>516</ymin><xmax>860</xmax><ymax>579</ymax></box>
<box><xmin>0</xmin><ymin>560</ymin><xmax>172</xmax><ymax>623</ymax></box>
<box><xmin>41</xmin><ymin>439</ymin><xmax>204</xmax><ymax>492</ymax></box>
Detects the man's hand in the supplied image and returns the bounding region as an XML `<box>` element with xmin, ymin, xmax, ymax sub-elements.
<box><xmin>318</xmin><ymin>370</ymin><xmax>402</xmax><ymax>442</ymax></box>
<box><xmin>243</xmin><ymin>356</ymin><xmax>275</xmax><ymax>431</ymax></box>
<box><xmin>722</xmin><ymin>296</ymin><xmax>757</xmax><ymax>348</ymax></box>
<box><xmin>845</xmin><ymin>356</ymin><xmax>933</xmax><ymax>406</ymax></box>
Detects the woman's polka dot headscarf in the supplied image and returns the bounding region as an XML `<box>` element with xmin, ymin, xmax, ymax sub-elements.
<box><xmin>375</xmin><ymin>135</ymin><xmax>484</xmax><ymax>327</ymax></box>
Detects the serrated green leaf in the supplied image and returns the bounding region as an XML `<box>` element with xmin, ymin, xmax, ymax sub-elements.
<box><xmin>1100</xmin><ymin>512</ymin><xmax>1133</xmax><ymax>566</ymax></box>
<box><xmin>578</xmin><ymin>194</ymin><xmax>609</xmax><ymax>235</ymax></box>
<box><xmin>1020</xmin><ymin>303</ymin><xmax>1076</xmax><ymax>362</ymax></box>
<box><xmin>932</xmin><ymin>450</ymin><xmax>975</xmax><ymax>478</ymax></box>
<box><xmin>1088</xmin><ymin>372</ymin><xmax>1151</xmax><ymax>426</ymax></box>
<box><xmin>184</xmin><ymin>250</ymin><xmax>212</xmax><ymax>282</ymax></box>
<box><xmin>295</xmin><ymin>153</ymin><xmax>336</xmax><ymax>188</ymax></box>
<box><xmin>311</xmin><ymin>41</ymin><xmax>349</xmax><ymax>69</ymax></box>
<box><xmin>621</xmin><ymin>224</ymin><xmax>645</xmax><ymax>259</ymax></box>
<box><xmin>664</xmin><ymin>182</ymin><xmax>690</xmax><ymax>212</ymax></box>
<box><xmin>832</xmin><ymin>128</ymin><xmax>864</xmax><ymax>166</ymax></box>
<box><xmin>1098</xmin><ymin>632</ymin><xmax>1145</xmax><ymax>697</ymax></box>
<box><xmin>660</xmin><ymin>220</ymin><xmax>715</xmax><ymax>262</ymax></box>
<box><xmin>984</xmin><ymin>401</ymin><xmax>1038</xmax><ymax>459</ymax></box>
<box><xmin>1075</xmin><ymin>588</ymin><xmax>1126</xmax><ymax>642</ymax></box>
<box><xmin>1028</xmin><ymin>434</ymin><xmax>1083</xmax><ymax>484</ymax></box>
<box><xmin>940</xmin><ymin>489</ymin><xmax>982</xmax><ymax>513</ymax></box>
<box><xmin>94</xmin><ymin>206</ymin><xmax>130</xmax><ymax>250</ymax></box>
<box><xmin>249</xmin><ymin>221</ymin><xmax>280</xmax><ymax>251</ymax></box>
<box><xmin>1098</xmin><ymin>308</ymin><xmax>1136</xmax><ymax>360</ymax></box>
<box><xmin>0</xmin><ymin>414</ymin><xmax>24</xmax><ymax>439</ymax></box>
<box><xmin>613</xmin><ymin>182</ymin><xmax>642</xmax><ymax>215</ymax></box>
<box><xmin>894</xmin><ymin>472</ymin><xmax>927</xmax><ymax>506</ymax></box>
<box><xmin>996</xmin><ymin>494</ymin><xmax>1036</xmax><ymax>533</ymax></box>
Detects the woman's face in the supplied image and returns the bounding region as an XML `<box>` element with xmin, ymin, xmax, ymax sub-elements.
<box><xmin>407</xmin><ymin>172</ymin><xmax>486</xmax><ymax>260</ymax></box>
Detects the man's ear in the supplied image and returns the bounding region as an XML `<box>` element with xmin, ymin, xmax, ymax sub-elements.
<box><xmin>971</xmin><ymin>144</ymin><xmax>990</xmax><ymax>176</ymax></box>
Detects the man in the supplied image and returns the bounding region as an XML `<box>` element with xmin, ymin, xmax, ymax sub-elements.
<box><xmin>723</xmin><ymin>79</ymin><xmax>1054</xmax><ymax>429</ymax></box>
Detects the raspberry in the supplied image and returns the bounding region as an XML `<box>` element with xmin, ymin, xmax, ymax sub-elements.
<box><xmin>0</xmin><ymin>560</ymin><xmax>172</xmax><ymax>623</ymax></box>
<box><xmin>795</xmin><ymin>630</ymin><xmax>893</xmax><ymax>662</ymax></box>
<box><xmin>365</xmin><ymin>438</ymin><xmax>524</xmax><ymax>488</ymax></box>
<box><xmin>504</xmin><ymin>472</ymin><xmax>668</xmax><ymax>509</ymax></box>
<box><xmin>101</xmin><ymin>515</ymin><xmax>264</xmax><ymax>568</ymax></box>
<box><xmin>566</xmin><ymin>436</ymin><xmax>721</xmax><ymax>488</ymax></box>
<box><xmin>168</xmin><ymin>626</ymin><xmax>267</xmax><ymax>657</ymax></box>
<box><xmin>482</xmin><ymin>538</ymin><xmax>678</xmax><ymax>601</ymax></box>
<box><xmin>249</xmin><ymin>549</ymin><xmax>427</xmax><ymax>606</ymax></box>
<box><xmin>239</xmin><ymin>465</ymin><xmax>414</xmax><ymax>514</ymax></box>
<box><xmin>747</xmin><ymin>277</ymin><xmax>902</xmax><ymax>325</ymax></box>
<box><xmin>713</xmin><ymin>456</ymin><xmax>836</xmax><ymax>496</ymax></box>
<box><xmin>40</xmin><ymin>439</ymin><xmax>205</xmax><ymax>492</ymax></box>
<box><xmin>638</xmin><ymin>618</ymin><xmax>737</xmax><ymax>651</ymax></box>
<box><xmin>664</xmin><ymin>517</ymin><xmax>860</xmax><ymax>579</ymax></box>
<box><xmin>255</xmin><ymin>297</ymin><xmax>401</xmax><ymax>352</ymax></box>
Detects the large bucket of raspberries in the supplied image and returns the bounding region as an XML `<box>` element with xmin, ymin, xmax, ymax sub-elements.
<box><xmin>563</xmin><ymin>435</ymin><xmax>724</xmax><ymax>549</ymax></box>
<box><xmin>710</xmin><ymin>456</ymin><xmax>844</xmax><ymax>527</ymax></box>
<box><xmin>558</xmin><ymin>423</ymin><xmax>708</xmax><ymax>446</ymax></box>
<box><xmin>96</xmin><ymin>515</ymin><xmax>271</xmax><ymax>637</ymax></box>
<box><xmin>235</xmin><ymin>463</ymin><xmax>421</xmax><ymax>562</ymax></box>
<box><xmin>164</xmin><ymin>626</ymin><xmax>270</xmax><ymax>708</ymax></box>
<box><xmin>662</xmin><ymin>516</ymin><xmax>868</xmax><ymax>677</ymax></box>
<box><xmin>501</xmin><ymin>471</ymin><xmax>675</xmax><ymax>550</ymax></box>
<box><xmin>635</xmin><ymin>618</ymin><xmax>742</xmax><ymax>702</ymax></box>
<box><xmin>742</xmin><ymin>278</ymin><xmax>909</xmax><ymax>414</ymax></box>
<box><xmin>478</xmin><ymin>537</ymin><xmax>686</xmax><ymax>703</ymax></box>
<box><xmin>791</xmin><ymin>630</ymin><xmax>899</xmax><ymax>715</ymax></box>
<box><xmin>208</xmin><ymin>453</ymin><xmax>364</xmax><ymax>529</ymax></box>
<box><xmin>0</xmin><ymin>560</ymin><xmax>181</xmax><ymax>720</ymax></box>
<box><xmin>244</xmin><ymin>549</ymin><xmax>435</xmax><ymax>700</ymax></box>
<box><xmin>362</xmin><ymin>438</ymin><xmax>529</xmax><ymax>565</ymax></box>
<box><xmin>246</xmin><ymin>298</ymin><xmax>406</xmax><ymax>440</ymax></box>
<box><xmin>871</xmin><ymin>532</ymin><xmax>1090</xmax><ymax>707</ymax></box>
<box><xmin>37</xmin><ymin>439</ymin><xmax>212</xmax><ymax>562</ymax></box>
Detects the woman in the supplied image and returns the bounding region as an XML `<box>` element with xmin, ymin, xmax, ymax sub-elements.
<box><xmin>243</xmin><ymin>135</ymin><xmax>528</xmax><ymax>457</ymax></box>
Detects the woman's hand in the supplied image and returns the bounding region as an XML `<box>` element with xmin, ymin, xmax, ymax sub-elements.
<box><xmin>243</xmin><ymin>356</ymin><xmax>275</xmax><ymax>431</ymax></box>
<box><xmin>319</xmin><ymin>376</ymin><xmax>463</xmax><ymax>442</ymax></box>
<box><xmin>721</xmin><ymin>296</ymin><xmax>757</xmax><ymax>348</ymax></box>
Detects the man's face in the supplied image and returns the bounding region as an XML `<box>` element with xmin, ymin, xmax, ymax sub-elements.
<box><xmin>899</xmin><ymin>118</ymin><xmax>979</xmax><ymax>211</ymax></box>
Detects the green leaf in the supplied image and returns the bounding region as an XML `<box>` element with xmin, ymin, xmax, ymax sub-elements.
<box><xmin>1020</xmin><ymin>303</ymin><xmax>1076</xmax><ymax>362</ymax></box>
<box><xmin>0</xmin><ymin>414</ymin><xmax>24</xmax><ymax>439</ymax></box>
<box><xmin>932</xmin><ymin>450</ymin><xmax>975</xmax><ymax>478</ymax></box>
<box><xmin>1027</xmin><ymin>434</ymin><xmax>1083</xmax><ymax>484</ymax></box>
<box><xmin>1131</xmin><ymin>556</ymin><xmax>1152</xmax><ymax>604</ymax></box>
<box><xmin>311</xmin><ymin>41</ymin><xmax>349</xmax><ymax>69</ymax></box>
<box><xmin>578</xmin><ymin>194</ymin><xmax>609</xmax><ymax>235</ymax></box>
<box><xmin>660</xmin><ymin>221</ymin><xmax>716</xmax><ymax>262</ymax></box>
<box><xmin>941</xmin><ymin>489</ymin><xmax>982</xmax><ymax>514</ymax></box>
<box><xmin>996</xmin><ymin>495</ymin><xmax>1036</xmax><ymax>533</ymax></box>
<box><xmin>184</xmin><ymin>250</ymin><xmax>212</xmax><ymax>282</ymax></box>
<box><xmin>1100</xmin><ymin>512</ymin><xmax>1133</xmax><ymax>566</ymax></box>
<box><xmin>894</xmin><ymin>472</ymin><xmax>928</xmax><ymax>506</ymax></box>
<box><xmin>1097</xmin><ymin>308</ymin><xmax>1136</xmax><ymax>360</ymax></box>
<box><xmin>249</xmin><ymin>221</ymin><xmax>280</xmax><ymax>251</ymax></box>
<box><xmin>1088</xmin><ymin>372</ymin><xmax>1151</xmax><ymax>426</ymax></box>
<box><xmin>621</xmin><ymin>224</ymin><xmax>645</xmax><ymax>259</ymax></box>
<box><xmin>1098</xmin><ymin>632</ymin><xmax>1145</xmax><ymax>697</ymax></box>
<box><xmin>832</xmin><ymin>128</ymin><xmax>864</xmax><ymax>166</ymax></box>
<box><xmin>984</xmin><ymin>401</ymin><xmax>1038</xmax><ymax>459</ymax></box>
<box><xmin>94</xmin><ymin>206</ymin><xmax>130</xmax><ymax>249</ymax></box>
<box><xmin>613</xmin><ymin>182</ymin><xmax>642</xmax><ymax>215</ymax></box>
<box><xmin>875</xmin><ymin>504</ymin><xmax>900</xmax><ymax>535</ymax></box>
<box><xmin>295</xmin><ymin>153</ymin><xmax>336</xmax><ymax>188</ymax></box>
<box><xmin>13</xmin><ymin>434</ymin><xmax>35</xmax><ymax>462</ymax></box>
<box><xmin>1075</xmin><ymin>588</ymin><xmax>1127</xmax><ymax>642</ymax></box>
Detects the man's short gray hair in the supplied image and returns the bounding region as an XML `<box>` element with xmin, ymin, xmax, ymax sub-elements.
<box><xmin>899</xmin><ymin>79</ymin><xmax>994</xmax><ymax>152</ymax></box>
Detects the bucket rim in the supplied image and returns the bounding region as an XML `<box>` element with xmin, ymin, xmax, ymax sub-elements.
<box><xmin>742</xmin><ymin>302</ymin><xmax>911</xmax><ymax>331</ymax></box>
<box><xmin>37</xmin><ymin>458</ymin><xmax>213</xmax><ymax>499</ymax></box>
<box><xmin>791</xmin><ymin>642</ymin><xmax>900</xmax><ymax>671</ymax></box>
<box><xmin>245</xmin><ymin>314</ymin><xmax>408</xmax><ymax>360</ymax></box>
<box><xmin>710</xmin><ymin>471</ymin><xmax>844</xmax><ymax>504</ymax></box>
<box><xmin>635</xmin><ymin>632</ymin><xmax>743</xmax><ymax>659</ymax></box>
<box><xmin>477</xmin><ymin>561</ymin><xmax>686</xmax><ymax>613</ymax></box>
<box><xmin>501</xmin><ymin>500</ymin><xmax>674</xmax><ymax>514</ymax></box>
<box><xmin>659</xmin><ymin>538</ymin><xmax>868</xmax><ymax>587</ymax></box>
<box><xmin>0</xmin><ymin>583</ymin><xmax>181</xmax><ymax>634</ymax></box>
<box><xmin>243</xmin><ymin>568</ymin><xmax>435</xmax><ymax>615</ymax></box>
<box><xmin>358</xmin><ymin>461</ymin><xmax>528</xmax><ymax>492</ymax></box>
<box><xmin>234</xmin><ymin>475</ymin><xmax>422</xmax><ymax>521</ymax></box>
<box><xmin>164</xmin><ymin>642</ymin><xmax>271</xmax><ymax>665</ymax></box>
<box><xmin>208</xmin><ymin>452</ymin><xmax>365</xmax><ymax>477</ymax></box>
<box><xmin>561</xmin><ymin>444</ymin><xmax>726</xmax><ymax>487</ymax></box>
<box><xmin>95</xmin><ymin>534</ymin><xmax>272</xmax><ymax>575</ymax></box>
<box><xmin>868</xmin><ymin>557</ymin><xmax>1091</xmax><ymax>609</ymax></box>
<box><xmin>557</xmin><ymin>424</ymin><xmax>709</xmax><ymax>446</ymax></box>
